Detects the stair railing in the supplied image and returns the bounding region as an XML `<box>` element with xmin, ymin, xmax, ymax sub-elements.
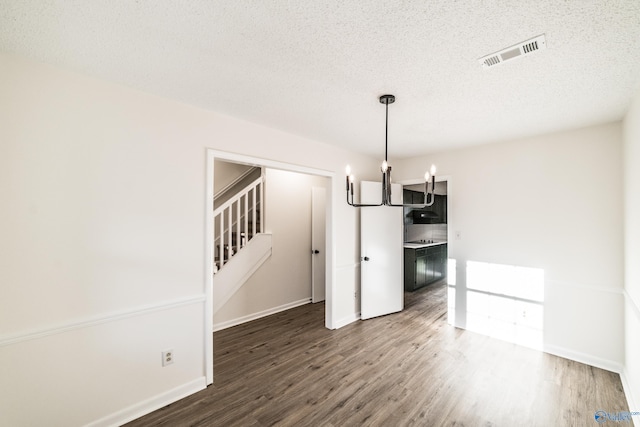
<box><xmin>213</xmin><ymin>176</ymin><xmax>264</xmax><ymax>271</ymax></box>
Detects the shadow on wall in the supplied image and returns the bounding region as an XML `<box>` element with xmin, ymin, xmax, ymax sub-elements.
<box><xmin>447</xmin><ymin>259</ymin><xmax>545</xmax><ymax>351</ymax></box>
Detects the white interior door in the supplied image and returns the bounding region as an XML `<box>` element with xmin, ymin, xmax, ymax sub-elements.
<box><xmin>360</xmin><ymin>181</ymin><xmax>403</xmax><ymax>320</ymax></box>
<box><xmin>311</xmin><ymin>186</ymin><xmax>326</xmax><ymax>303</ymax></box>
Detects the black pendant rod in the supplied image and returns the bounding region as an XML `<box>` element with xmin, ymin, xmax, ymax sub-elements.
<box><xmin>379</xmin><ymin>94</ymin><xmax>394</xmax><ymax>162</ymax></box>
<box><xmin>385</xmin><ymin>100</ymin><xmax>388</xmax><ymax>162</ymax></box>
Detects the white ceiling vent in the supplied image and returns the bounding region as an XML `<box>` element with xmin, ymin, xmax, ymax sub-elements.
<box><xmin>479</xmin><ymin>34</ymin><xmax>546</xmax><ymax>69</ymax></box>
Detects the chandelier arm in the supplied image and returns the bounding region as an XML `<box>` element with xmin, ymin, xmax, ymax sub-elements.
<box><xmin>346</xmin><ymin>176</ymin><xmax>385</xmax><ymax>207</ymax></box>
<box><xmin>387</xmin><ymin>201</ymin><xmax>435</xmax><ymax>208</ymax></box>
<box><xmin>348</xmin><ymin>199</ymin><xmax>385</xmax><ymax>207</ymax></box>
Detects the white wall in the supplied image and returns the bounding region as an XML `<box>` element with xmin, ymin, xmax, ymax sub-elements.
<box><xmin>213</xmin><ymin>159</ymin><xmax>256</xmax><ymax>195</ymax></box>
<box><xmin>0</xmin><ymin>53</ymin><xmax>374</xmax><ymax>426</ymax></box>
<box><xmin>395</xmin><ymin>123</ymin><xmax>625</xmax><ymax>370</ymax></box>
<box><xmin>623</xmin><ymin>88</ymin><xmax>640</xmax><ymax>411</ymax></box>
<box><xmin>213</xmin><ymin>169</ymin><xmax>328</xmax><ymax>328</ymax></box>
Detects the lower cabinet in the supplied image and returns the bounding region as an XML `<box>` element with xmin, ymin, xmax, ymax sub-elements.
<box><xmin>404</xmin><ymin>244</ymin><xmax>447</xmax><ymax>291</ymax></box>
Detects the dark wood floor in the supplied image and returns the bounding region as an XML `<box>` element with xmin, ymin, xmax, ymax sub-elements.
<box><xmin>126</xmin><ymin>281</ymin><xmax>629</xmax><ymax>426</ymax></box>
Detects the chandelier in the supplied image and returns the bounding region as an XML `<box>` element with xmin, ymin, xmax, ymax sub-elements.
<box><xmin>345</xmin><ymin>94</ymin><xmax>436</xmax><ymax>207</ymax></box>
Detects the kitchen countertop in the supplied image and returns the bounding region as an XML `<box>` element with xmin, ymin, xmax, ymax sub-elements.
<box><xmin>403</xmin><ymin>240</ymin><xmax>448</xmax><ymax>249</ymax></box>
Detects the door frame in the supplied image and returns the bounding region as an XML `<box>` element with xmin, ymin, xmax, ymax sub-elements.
<box><xmin>311</xmin><ymin>186</ymin><xmax>327</xmax><ymax>303</ymax></box>
<box><xmin>205</xmin><ymin>149</ymin><xmax>335</xmax><ymax>385</ymax></box>
<box><xmin>398</xmin><ymin>174</ymin><xmax>451</xmax><ymax>300</ymax></box>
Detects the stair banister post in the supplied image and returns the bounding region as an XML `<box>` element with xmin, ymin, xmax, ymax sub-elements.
<box><xmin>227</xmin><ymin>205</ymin><xmax>232</xmax><ymax>259</ymax></box>
<box><xmin>259</xmin><ymin>179</ymin><xmax>264</xmax><ymax>233</ymax></box>
<box><xmin>236</xmin><ymin>198</ymin><xmax>240</xmax><ymax>253</ymax></box>
<box><xmin>252</xmin><ymin>187</ymin><xmax>257</xmax><ymax>238</ymax></box>
<box><xmin>220</xmin><ymin>210</ymin><xmax>225</xmax><ymax>267</ymax></box>
<box><xmin>243</xmin><ymin>192</ymin><xmax>248</xmax><ymax>246</ymax></box>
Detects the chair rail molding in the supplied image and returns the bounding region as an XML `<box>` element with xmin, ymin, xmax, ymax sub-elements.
<box><xmin>0</xmin><ymin>294</ymin><xmax>206</xmax><ymax>348</ymax></box>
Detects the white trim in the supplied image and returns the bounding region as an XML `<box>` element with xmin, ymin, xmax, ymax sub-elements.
<box><xmin>334</xmin><ymin>312</ymin><xmax>361</xmax><ymax>329</ymax></box>
<box><xmin>85</xmin><ymin>377</ymin><xmax>206</xmax><ymax>427</ymax></box>
<box><xmin>205</xmin><ymin>149</ymin><xmax>215</xmax><ymax>385</ymax></box>
<box><xmin>548</xmin><ymin>279</ymin><xmax>625</xmax><ymax>296</ymax></box>
<box><xmin>543</xmin><ymin>343</ymin><xmax>623</xmax><ymax>374</ymax></box>
<box><xmin>207</xmin><ymin>149</ymin><xmax>334</xmax><ymax>177</ymax></box>
<box><xmin>623</xmin><ymin>291</ymin><xmax>640</xmax><ymax>423</ymax></box>
<box><xmin>212</xmin><ymin>298</ymin><xmax>311</xmax><ymax>332</ymax></box>
<box><xmin>206</xmin><ymin>149</ymin><xmax>336</xmax><ymax>333</ymax></box>
<box><xmin>621</xmin><ymin>369</ymin><xmax>639</xmax><ymax>424</ymax></box>
<box><xmin>0</xmin><ymin>294</ymin><xmax>206</xmax><ymax>348</ymax></box>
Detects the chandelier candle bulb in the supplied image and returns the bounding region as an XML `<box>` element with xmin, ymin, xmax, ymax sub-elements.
<box><xmin>345</xmin><ymin>165</ymin><xmax>352</xmax><ymax>191</ymax></box>
<box><xmin>424</xmin><ymin>172</ymin><xmax>430</xmax><ymax>197</ymax></box>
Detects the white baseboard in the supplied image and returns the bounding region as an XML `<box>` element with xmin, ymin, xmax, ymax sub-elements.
<box><xmin>543</xmin><ymin>343</ymin><xmax>623</xmax><ymax>374</ymax></box>
<box><xmin>212</xmin><ymin>298</ymin><xmax>311</xmax><ymax>332</ymax></box>
<box><xmin>334</xmin><ymin>312</ymin><xmax>360</xmax><ymax>329</ymax></box>
<box><xmin>86</xmin><ymin>377</ymin><xmax>206</xmax><ymax>427</ymax></box>
<box><xmin>621</xmin><ymin>369</ymin><xmax>639</xmax><ymax>413</ymax></box>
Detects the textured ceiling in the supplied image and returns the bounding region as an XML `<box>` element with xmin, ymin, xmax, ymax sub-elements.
<box><xmin>2</xmin><ymin>1</ymin><xmax>640</xmax><ymax>158</ymax></box>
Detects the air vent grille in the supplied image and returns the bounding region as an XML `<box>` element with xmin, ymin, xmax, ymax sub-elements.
<box><xmin>523</xmin><ymin>40</ymin><xmax>539</xmax><ymax>53</ymax></box>
<box><xmin>478</xmin><ymin>34</ymin><xmax>546</xmax><ymax>69</ymax></box>
<box><xmin>483</xmin><ymin>56</ymin><xmax>500</xmax><ymax>67</ymax></box>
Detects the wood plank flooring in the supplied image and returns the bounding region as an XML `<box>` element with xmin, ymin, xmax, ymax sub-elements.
<box><xmin>126</xmin><ymin>281</ymin><xmax>629</xmax><ymax>426</ymax></box>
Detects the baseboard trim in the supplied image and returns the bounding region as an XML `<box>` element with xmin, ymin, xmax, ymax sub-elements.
<box><xmin>621</xmin><ymin>369</ymin><xmax>639</xmax><ymax>409</ymax></box>
<box><xmin>86</xmin><ymin>377</ymin><xmax>206</xmax><ymax>427</ymax></box>
<box><xmin>543</xmin><ymin>343</ymin><xmax>623</xmax><ymax>374</ymax></box>
<box><xmin>334</xmin><ymin>312</ymin><xmax>360</xmax><ymax>329</ymax></box>
<box><xmin>0</xmin><ymin>294</ymin><xmax>206</xmax><ymax>348</ymax></box>
<box><xmin>212</xmin><ymin>298</ymin><xmax>311</xmax><ymax>332</ymax></box>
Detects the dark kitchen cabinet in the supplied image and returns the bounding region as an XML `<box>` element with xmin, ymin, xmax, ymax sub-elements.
<box><xmin>403</xmin><ymin>189</ymin><xmax>423</xmax><ymax>205</ymax></box>
<box><xmin>404</xmin><ymin>244</ymin><xmax>447</xmax><ymax>291</ymax></box>
<box><xmin>404</xmin><ymin>190</ymin><xmax>446</xmax><ymax>224</ymax></box>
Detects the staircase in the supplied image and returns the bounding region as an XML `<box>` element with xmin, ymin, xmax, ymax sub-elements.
<box><xmin>213</xmin><ymin>173</ymin><xmax>272</xmax><ymax>316</ymax></box>
<box><xmin>214</xmin><ymin>176</ymin><xmax>264</xmax><ymax>272</ymax></box>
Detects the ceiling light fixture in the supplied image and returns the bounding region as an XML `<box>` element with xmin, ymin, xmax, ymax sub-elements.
<box><xmin>345</xmin><ymin>94</ymin><xmax>436</xmax><ymax>208</ymax></box>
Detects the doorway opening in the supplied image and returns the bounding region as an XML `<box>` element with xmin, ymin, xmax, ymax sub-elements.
<box><xmin>204</xmin><ymin>149</ymin><xmax>334</xmax><ymax>385</ymax></box>
<box><xmin>401</xmin><ymin>179</ymin><xmax>449</xmax><ymax>300</ymax></box>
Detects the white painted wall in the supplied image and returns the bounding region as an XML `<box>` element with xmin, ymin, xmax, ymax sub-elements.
<box><xmin>623</xmin><ymin>88</ymin><xmax>640</xmax><ymax>411</ymax></box>
<box><xmin>213</xmin><ymin>159</ymin><xmax>255</xmax><ymax>195</ymax></box>
<box><xmin>213</xmin><ymin>169</ymin><xmax>328</xmax><ymax>329</ymax></box>
<box><xmin>395</xmin><ymin>123</ymin><xmax>625</xmax><ymax>370</ymax></box>
<box><xmin>0</xmin><ymin>53</ymin><xmax>376</xmax><ymax>426</ymax></box>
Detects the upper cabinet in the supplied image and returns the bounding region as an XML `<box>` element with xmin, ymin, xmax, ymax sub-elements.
<box><xmin>404</xmin><ymin>190</ymin><xmax>447</xmax><ymax>224</ymax></box>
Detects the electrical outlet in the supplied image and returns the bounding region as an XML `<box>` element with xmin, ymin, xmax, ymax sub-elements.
<box><xmin>162</xmin><ymin>349</ymin><xmax>174</xmax><ymax>367</ymax></box>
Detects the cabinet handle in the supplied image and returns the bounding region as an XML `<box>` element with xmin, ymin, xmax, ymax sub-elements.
<box><xmin>313</xmin><ymin>249</ymin><xmax>320</xmax><ymax>254</ymax></box>
<box><xmin>363</xmin><ymin>256</ymin><xmax>370</xmax><ymax>261</ymax></box>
